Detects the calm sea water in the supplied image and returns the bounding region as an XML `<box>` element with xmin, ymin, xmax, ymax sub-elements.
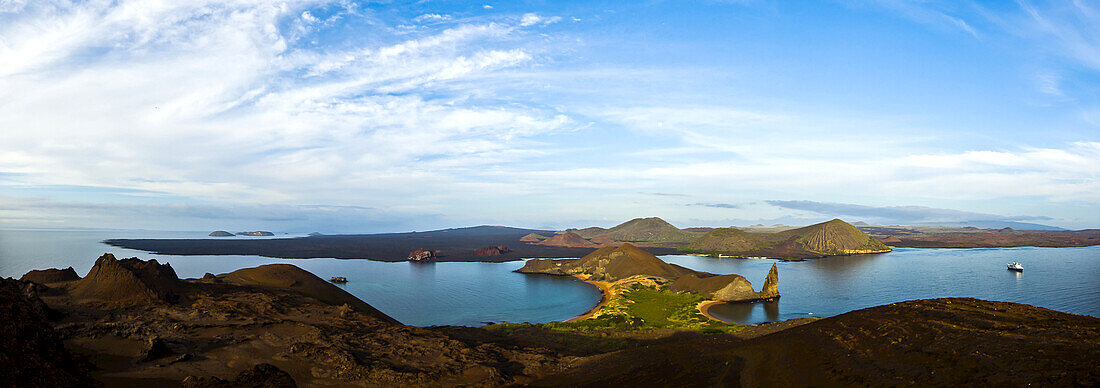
<box><xmin>0</xmin><ymin>229</ymin><xmax>600</xmax><ymax>326</ymax></box>
<box><xmin>664</xmin><ymin>248</ymin><xmax>1100</xmax><ymax>324</ymax></box>
<box><xmin>1</xmin><ymin>229</ymin><xmax>1096</xmax><ymax>326</ymax></box>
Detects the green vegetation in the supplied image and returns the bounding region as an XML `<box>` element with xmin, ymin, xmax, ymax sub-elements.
<box><xmin>500</xmin><ymin>283</ymin><xmax>742</xmax><ymax>333</ymax></box>
<box><xmin>685</xmin><ymin>219</ymin><xmax>890</xmax><ymax>258</ymax></box>
<box><xmin>587</xmin><ymin>217</ymin><xmax>703</xmax><ymax>244</ymax></box>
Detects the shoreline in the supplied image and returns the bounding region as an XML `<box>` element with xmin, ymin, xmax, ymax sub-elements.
<box><xmin>698</xmin><ymin>300</ymin><xmax>726</xmax><ymax>322</ymax></box>
<box><xmin>565</xmin><ymin>275</ymin><xmax>611</xmax><ymax>322</ymax></box>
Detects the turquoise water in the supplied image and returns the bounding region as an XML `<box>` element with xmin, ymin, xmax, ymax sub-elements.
<box><xmin>1</xmin><ymin>229</ymin><xmax>1096</xmax><ymax>326</ymax></box>
<box><xmin>0</xmin><ymin>229</ymin><xmax>601</xmax><ymax>327</ymax></box>
<box><xmin>663</xmin><ymin>247</ymin><xmax>1100</xmax><ymax>324</ymax></box>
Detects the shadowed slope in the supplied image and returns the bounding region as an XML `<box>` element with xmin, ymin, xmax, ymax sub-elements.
<box><xmin>219</xmin><ymin>264</ymin><xmax>399</xmax><ymax>324</ymax></box>
<box><xmin>0</xmin><ymin>278</ymin><xmax>98</xmax><ymax>387</ymax></box>
<box><xmin>70</xmin><ymin>254</ymin><xmax>185</xmax><ymax>306</ymax></box>
<box><xmin>20</xmin><ymin>267</ymin><xmax>81</xmax><ymax>284</ymax></box>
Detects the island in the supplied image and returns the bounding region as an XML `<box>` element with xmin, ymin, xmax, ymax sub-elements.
<box><xmin>207</xmin><ymin>231</ymin><xmax>233</xmax><ymax>237</ymax></box>
<box><xmin>4</xmin><ymin>253</ymin><xmax>1096</xmax><ymax>386</ymax></box>
<box><xmin>235</xmin><ymin>231</ymin><xmax>275</xmax><ymax>237</ymax></box>
<box><xmin>105</xmin><ymin>218</ymin><xmax>1100</xmax><ymax>263</ymax></box>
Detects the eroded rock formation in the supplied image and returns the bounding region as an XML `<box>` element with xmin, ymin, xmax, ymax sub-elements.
<box><xmin>407</xmin><ymin>249</ymin><xmax>435</xmax><ymax>261</ymax></box>
<box><xmin>473</xmin><ymin>245</ymin><xmax>511</xmax><ymax>257</ymax></box>
<box><xmin>20</xmin><ymin>267</ymin><xmax>81</xmax><ymax>284</ymax></box>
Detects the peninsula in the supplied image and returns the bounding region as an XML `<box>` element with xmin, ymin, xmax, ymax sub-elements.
<box><xmin>517</xmin><ymin>244</ymin><xmax>781</xmax><ymax>328</ymax></box>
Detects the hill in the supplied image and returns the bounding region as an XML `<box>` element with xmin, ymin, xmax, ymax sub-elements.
<box><xmin>686</xmin><ymin>219</ymin><xmax>890</xmax><ymax>259</ymax></box>
<box><xmin>571</xmin><ymin>227</ymin><xmax>610</xmax><ymax>239</ymax></box>
<box><xmin>69</xmin><ymin>253</ymin><xmax>187</xmax><ymax>306</ymax></box>
<box><xmin>536</xmin><ymin>232</ymin><xmax>599</xmax><ymax>248</ymax></box>
<box><xmin>519</xmin><ymin>233</ymin><xmax>548</xmax><ymax>242</ymax></box>
<box><xmin>218</xmin><ymin>264</ymin><xmax>397</xmax><ymax>323</ymax></box>
<box><xmin>589</xmin><ymin>217</ymin><xmax>701</xmax><ymax>245</ymax></box>
<box><xmin>530</xmin><ymin>298</ymin><xmax>1099</xmax><ymax>386</ymax></box>
<box><xmin>518</xmin><ymin>243</ymin><xmax>779</xmax><ymax>303</ymax></box>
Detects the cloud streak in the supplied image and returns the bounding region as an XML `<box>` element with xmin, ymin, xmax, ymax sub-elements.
<box><xmin>766</xmin><ymin>200</ymin><xmax>1053</xmax><ymax>224</ymax></box>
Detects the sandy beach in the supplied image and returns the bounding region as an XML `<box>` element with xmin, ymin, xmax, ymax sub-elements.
<box><xmin>565</xmin><ymin>275</ymin><xmax>612</xmax><ymax>322</ymax></box>
<box><xmin>697</xmin><ymin>300</ymin><xmax>726</xmax><ymax>322</ymax></box>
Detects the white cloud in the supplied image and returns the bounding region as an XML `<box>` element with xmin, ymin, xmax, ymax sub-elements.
<box><xmin>413</xmin><ymin>13</ymin><xmax>451</xmax><ymax>23</ymax></box>
<box><xmin>301</xmin><ymin>11</ymin><xmax>318</xmax><ymax>24</ymax></box>
<box><xmin>0</xmin><ymin>1</ymin><xmax>573</xmax><ymax>223</ymax></box>
<box><xmin>520</xmin><ymin>13</ymin><xmax>561</xmax><ymax>27</ymax></box>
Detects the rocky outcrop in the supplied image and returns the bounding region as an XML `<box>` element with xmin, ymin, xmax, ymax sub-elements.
<box><xmin>671</xmin><ymin>263</ymin><xmax>779</xmax><ymax>302</ymax></box>
<box><xmin>473</xmin><ymin>245</ymin><xmax>511</xmax><ymax>257</ymax></box>
<box><xmin>519</xmin><ymin>233</ymin><xmax>548</xmax><ymax>242</ymax></box>
<box><xmin>20</xmin><ymin>267</ymin><xmax>81</xmax><ymax>283</ymax></box>
<box><xmin>407</xmin><ymin>249</ymin><xmax>435</xmax><ymax>261</ymax></box>
<box><xmin>759</xmin><ymin>263</ymin><xmax>779</xmax><ymax>299</ymax></box>
<box><xmin>0</xmin><ymin>278</ymin><xmax>98</xmax><ymax>387</ymax></box>
<box><xmin>182</xmin><ymin>363</ymin><xmax>297</xmax><ymax>387</ymax></box>
<box><xmin>209</xmin><ymin>231</ymin><xmax>234</xmax><ymax>237</ymax></box>
<box><xmin>26</xmin><ymin>255</ymin><xmax>564</xmax><ymax>386</ymax></box>
<box><xmin>536</xmin><ymin>232</ymin><xmax>598</xmax><ymax>248</ymax></box>
<box><xmin>70</xmin><ymin>253</ymin><xmax>185</xmax><ymax>306</ymax></box>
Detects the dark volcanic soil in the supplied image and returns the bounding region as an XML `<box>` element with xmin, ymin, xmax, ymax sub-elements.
<box><xmin>530</xmin><ymin>298</ymin><xmax>1100</xmax><ymax>387</ymax></box>
<box><xmin>105</xmin><ymin>226</ymin><xmax>680</xmax><ymax>262</ymax></box>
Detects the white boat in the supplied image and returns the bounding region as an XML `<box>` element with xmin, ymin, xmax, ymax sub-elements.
<box><xmin>1007</xmin><ymin>262</ymin><xmax>1024</xmax><ymax>271</ymax></box>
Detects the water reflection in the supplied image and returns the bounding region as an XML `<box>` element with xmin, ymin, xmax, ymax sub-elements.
<box><xmin>708</xmin><ymin>301</ymin><xmax>780</xmax><ymax>324</ymax></box>
<box><xmin>409</xmin><ymin>260</ymin><xmax>436</xmax><ymax>282</ymax></box>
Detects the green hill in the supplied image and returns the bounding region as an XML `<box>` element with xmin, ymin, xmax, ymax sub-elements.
<box><xmin>686</xmin><ymin>219</ymin><xmax>890</xmax><ymax>259</ymax></box>
<box><xmin>571</xmin><ymin>227</ymin><xmax>609</xmax><ymax>239</ymax></box>
<box><xmin>595</xmin><ymin>217</ymin><xmax>702</xmax><ymax>244</ymax></box>
<box><xmin>777</xmin><ymin>219</ymin><xmax>890</xmax><ymax>255</ymax></box>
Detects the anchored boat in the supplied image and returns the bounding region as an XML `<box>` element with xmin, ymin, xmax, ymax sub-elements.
<box><xmin>1007</xmin><ymin>262</ymin><xmax>1024</xmax><ymax>271</ymax></box>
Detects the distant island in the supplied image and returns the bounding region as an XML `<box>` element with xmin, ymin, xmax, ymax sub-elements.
<box><xmin>104</xmin><ymin>218</ymin><xmax>1100</xmax><ymax>263</ymax></box>
<box><xmin>236</xmin><ymin>231</ymin><xmax>275</xmax><ymax>236</ymax></box>
<box><xmin>208</xmin><ymin>231</ymin><xmax>233</xmax><ymax>237</ymax></box>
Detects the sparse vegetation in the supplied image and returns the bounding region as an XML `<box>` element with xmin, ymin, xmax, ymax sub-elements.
<box><xmin>497</xmin><ymin>283</ymin><xmax>743</xmax><ymax>333</ymax></box>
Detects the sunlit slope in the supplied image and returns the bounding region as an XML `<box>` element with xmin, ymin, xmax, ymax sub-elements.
<box><xmin>685</xmin><ymin>227</ymin><xmax>760</xmax><ymax>252</ymax></box>
<box><xmin>686</xmin><ymin>219</ymin><xmax>890</xmax><ymax>259</ymax></box>
<box><xmin>597</xmin><ymin>217</ymin><xmax>702</xmax><ymax>244</ymax></box>
<box><xmin>781</xmin><ymin>219</ymin><xmax>891</xmax><ymax>255</ymax></box>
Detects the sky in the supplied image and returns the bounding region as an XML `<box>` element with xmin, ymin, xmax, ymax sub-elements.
<box><xmin>0</xmin><ymin>0</ymin><xmax>1098</xmax><ymax>232</ymax></box>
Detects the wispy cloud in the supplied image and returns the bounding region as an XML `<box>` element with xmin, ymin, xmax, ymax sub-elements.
<box><xmin>766</xmin><ymin>200</ymin><xmax>1053</xmax><ymax>224</ymax></box>
<box><xmin>688</xmin><ymin>203</ymin><xmax>740</xmax><ymax>209</ymax></box>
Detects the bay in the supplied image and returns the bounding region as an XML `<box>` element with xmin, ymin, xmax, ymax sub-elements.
<box><xmin>2</xmin><ymin>229</ymin><xmax>1096</xmax><ymax>327</ymax></box>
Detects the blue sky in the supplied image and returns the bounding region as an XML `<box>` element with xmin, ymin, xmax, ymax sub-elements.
<box><xmin>0</xmin><ymin>0</ymin><xmax>1097</xmax><ymax>232</ymax></box>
